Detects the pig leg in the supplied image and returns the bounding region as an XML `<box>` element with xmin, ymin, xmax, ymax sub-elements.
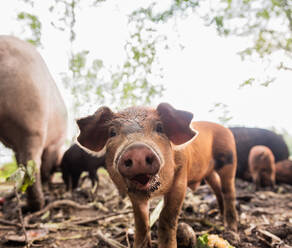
<box><xmin>41</xmin><ymin>147</ymin><xmax>58</xmax><ymax>191</ymax></box>
<box><xmin>71</xmin><ymin>172</ymin><xmax>81</xmax><ymax>189</ymax></box>
<box><xmin>89</xmin><ymin>171</ymin><xmax>99</xmax><ymax>201</ymax></box>
<box><xmin>89</xmin><ymin>168</ymin><xmax>98</xmax><ymax>188</ymax></box>
<box><xmin>253</xmin><ymin>175</ymin><xmax>261</xmax><ymax>191</ymax></box>
<box><xmin>158</xmin><ymin>171</ymin><xmax>187</xmax><ymax>248</ymax></box>
<box><xmin>129</xmin><ymin>197</ymin><xmax>151</xmax><ymax>248</ymax></box>
<box><xmin>61</xmin><ymin>162</ymin><xmax>72</xmax><ymax>191</ymax></box>
<box><xmin>205</xmin><ymin>171</ymin><xmax>223</xmax><ymax>215</ymax></box>
<box><xmin>216</xmin><ymin>165</ymin><xmax>238</xmax><ymax>231</ymax></box>
<box><xmin>15</xmin><ymin>136</ymin><xmax>44</xmax><ymax>211</ymax></box>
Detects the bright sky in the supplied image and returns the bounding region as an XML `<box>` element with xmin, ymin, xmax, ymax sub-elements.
<box><xmin>0</xmin><ymin>0</ymin><xmax>291</xmax><ymax>152</ymax></box>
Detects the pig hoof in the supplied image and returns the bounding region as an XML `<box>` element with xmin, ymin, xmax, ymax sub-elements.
<box><xmin>223</xmin><ymin>230</ymin><xmax>240</xmax><ymax>245</ymax></box>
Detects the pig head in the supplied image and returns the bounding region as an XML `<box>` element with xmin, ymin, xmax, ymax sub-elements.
<box><xmin>275</xmin><ymin>159</ymin><xmax>292</xmax><ymax>185</ymax></box>
<box><xmin>248</xmin><ymin>145</ymin><xmax>276</xmax><ymax>190</ymax></box>
<box><xmin>77</xmin><ymin>103</ymin><xmax>197</xmax><ymax>248</ymax></box>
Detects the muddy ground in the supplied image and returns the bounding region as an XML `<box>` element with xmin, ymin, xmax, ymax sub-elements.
<box><xmin>0</xmin><ymin>170</ymin><xmax>292</xmax><ymax>248</ymax></box>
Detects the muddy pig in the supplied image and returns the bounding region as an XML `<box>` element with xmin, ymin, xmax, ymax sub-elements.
<box><xmin>230</xmin><ymin>127</ymin><xmax>289</xmax><ymax>181</ymax></box>
<box><xmin>275</xmin><ymin>159</ymin><xmax>292</xmax><ymax>185</ymax></box>
<box><xmin>77</xmin><ymin>103</ymin><xmax>238</xmax><ymax>248</ymax></box>
<box><xmin>0</xmin><ymin>36</ymin><xmax>67</xmax><ymax>211</ymax></box>
<box><xmin>248</xmin><ymin>145</ymin><xmax>276</xmax><ymax>189</ymax></box>
<box><xmin>61</xmin><ymin>143</ymin><xmax>105</xmax><ymax>190</ymax></box>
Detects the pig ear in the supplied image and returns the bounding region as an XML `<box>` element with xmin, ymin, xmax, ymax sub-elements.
<box><xmin>157</xmin><ymin>103</ymin><xmax>198</xmax><ymax>145</ymax></box>
<box><xmin>76</xmin><ymin>106</ymin><xmax>114</xmax><ymax>154</ymax></box>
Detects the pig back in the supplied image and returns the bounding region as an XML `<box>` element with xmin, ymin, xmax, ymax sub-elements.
<box><xmin>184</xmin><ymin>121</ymin><xmax>236</xmax><ymax>183</ymax></box>
<box><xmin>0</xmin><ymin>35</ymin><xmax>67</xmax><ymax>147</ymax></box>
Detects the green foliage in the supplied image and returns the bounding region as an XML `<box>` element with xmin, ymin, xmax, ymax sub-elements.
<box><xmin>205</xmin><ymin>0</ymin><xmax>292</xmax><ymax>59</ymax></box>
<box><xmin>8</xmin><ymin>165</ymin><xmax>26</xmax><ymax>191</ymax></box>
<box><xmin>49</xmin><ymin>0</ymin><xmax>81</xmax><ymax>42</ymax></box>
<box><xmin>284</xmin><ymin>139</ymin><xmax>292</xmax><ymax>157</ymax></box>
<box><xmin>0</xmin><ymin>157</ymin><xmax>18</xmax><ymax>181</ymax></box>
<box><xmin>238</xmin><ymin>77</ymin><xmax>255</xmax><ymax>89</ymax></box>
<box><xmin>209</xmin><ymin>102</ymin><xmax>233</xmax><ymax>125</ymax></box>
<box><xmin>14</xmin><ymin>0</ymin><xmax>291</xmax><ymax>124</ymax></box>
<box><xmin>268</xmin><ymin>127</ymin><xmax>292</xmax><ymax>156</ymax></box>
<box><xmin>196</xmin><ymin>233</ymin><xmax>235</xmax><ymax>248</ymax></box>
<box><xmin>200</xmin><ymin>0</ymin><xmax>292</xmax><ymax>87</ymax></box>
<box><xmin>21</xmin><ymin>160</ymin><xmax>37</xmax><ymax>192</ymax></box>
<box><xmin>17</xmin><ymin>11</ymin><xmax>42</xmax><ymax>46</ymax></box>
<box><xmin>61</xmin><ymin>50</ymin><xmax>108</xmax><ymax>114</ymax></box>
<box><xmin>239</xmin><ymin>77</ymin><xmax>275</xmax><ymax>89</ymax></box>
<box><xmin>280</xmin><ymin>129</ymin><xmax>292</xmax><ymax>156</ymax></box>
<box><xmin>8</xmin><ymin>160</ymin><xmax>37</xmax><ymax>192</ymax></box>
<box><xmin>133</xmin><ymin>0</ymin><xmax>291</xmax><ymax>88</ymax></box>
<box><xmin>15</xmin><ymin>0</ymin><xmax>165</xmax><ymax>119</ymax></box>
<box><xmin>197</xmin><ymin>233</ymin><xmax>209</xmax><ymax>248</ymax></box>
<box><xmin>130</xmin><ymin>0</ymin><xmax>198</xmax><ymax>23</ymax></box>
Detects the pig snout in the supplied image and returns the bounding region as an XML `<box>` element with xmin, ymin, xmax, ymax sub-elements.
<box><xmin>117</xmin><ymin>144</ymin><xmax>160</xmax><ymax>186</ymax></box>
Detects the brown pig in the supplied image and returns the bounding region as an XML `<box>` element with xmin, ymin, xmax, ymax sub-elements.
<box><xmin>275</xmin><ymin>159</ymin><xmax>292</xmax><ymax>185</ymax></box>
<box><xmin>77</xmin><ymin>103</ymin><xmax>238</xmax><ymax>248</ymax></box>
<box><xmin>248</xmin><ymin>145</ymin><xmax>276</xmax><ymax>190</ymax></box>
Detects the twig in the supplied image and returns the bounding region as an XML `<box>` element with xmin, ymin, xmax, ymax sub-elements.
<box><xmin>0</xmin><ymin>218</ymin><xmax>22</xmax><ymax>228</ymax></box>
<box><xmin>24</xmin><ymin>199</ymin><xmax>94</xmax><ymax>225</ymax></box>
<box><xmin>71</xmin><ymin>210</ymin><xmax>133</xmax><ymax>225</ymax></box>
<box><xmin>15</xmin><ymin>186</ymin><xmax>29</xmax><ymax>247</ymax></box>
<box><xmin>125</xmin><ymin>229</ymin><xmax>131</xmax><ymax>248</ymax></box>
<box><xmin>180</xmin><ymin>216</ymin><xmax>224</xmax><ymax>232</ymax></box>
<box><xmin>93</xmin><ymin>230</ymin><xmax>128</xmax><ymax>248</ymax></box>
<box><xmin>257</xmin><ymin>228</ymin><xmax>284</xmax><ymax>247</ymax></box>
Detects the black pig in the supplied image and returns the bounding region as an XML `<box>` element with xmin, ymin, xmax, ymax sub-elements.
<box><xmin>61</xmin><ymin>144</ymin><xmax>105</xmax><ymax>190</ymax></box>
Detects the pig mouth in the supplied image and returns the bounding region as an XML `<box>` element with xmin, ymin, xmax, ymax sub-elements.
<box><xmin>127</xmin><ymin>174</ymin><xmax>161</xmax><ymax>195</ymax></box>
<box><xmin>131</xmin><ymin>174</ymin><xmax>152</xmax><ymax>186</ymax></box>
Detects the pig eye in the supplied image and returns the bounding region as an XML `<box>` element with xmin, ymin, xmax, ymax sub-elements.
<box><xmin>155</xmin><ymin>123</ymin><xmax>164</xmax><ymax>133</ymax></box>
<box><xmin>109</xmin><ymin>127</ymin><xmax>117</xmax><ymax>137</ymax></box>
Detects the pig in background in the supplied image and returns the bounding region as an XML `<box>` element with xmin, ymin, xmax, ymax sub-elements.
<box><xmin>61</xmin><ymin>143</ymin><xmax>105</xmax><ymax>191</ymax></box>
<box><xmin>0</xmin><ymin>35</ymin><xmax>68</xmax><ymax>211</ymax></box>
<box><xmin>230</xmin><ymin>127</ymin><xmax>289</xmax><ymax>181</ymax></box>
<box><xmin>77</xmin><ymin>103</ymin><xmax>238</xmax><ymax>248</ymax></box>
<box><xmin>275</xmin><ymin>159</ymin><xmax>292</xmax><ymax>185</ymax></box>
<box><xmin>248</xmin><ymin>145</ymin><xmax>276</xmax><ymax>190</ymax></box>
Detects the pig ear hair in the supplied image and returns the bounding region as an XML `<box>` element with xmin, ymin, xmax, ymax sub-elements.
<box><xmin>157</xmin><ymin>102</ymin><xmax>198</xmax><ymax>146</ymax></box>
<box><xmin>76</xmin><ymin>106</ymin><xmax>113</xmax><ymax>155</ymax></box>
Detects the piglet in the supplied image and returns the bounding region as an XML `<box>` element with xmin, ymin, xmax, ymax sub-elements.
<box><xmin>248</xmin><ymin>145</ymin><xmax>276</xmax><ymax>190</ymax></box>
<box><xmin>275</xmin><ymin>159</ymin><xmax>292</xmax><ymax>185</ymax></box>
<box><xmin>61</xmin><ymin>143</ymin><xmax>105</xmax><ymax>191</ymax></box>
<box><xmin>77</xmin><ymin>103</ymin><xmax>238</xmax><ymax>248</ymax></box>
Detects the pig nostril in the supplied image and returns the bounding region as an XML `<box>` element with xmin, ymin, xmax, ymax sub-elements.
<box><xmin>145</xmin><ymin>156</ymin><xmax>154</xmax><ymax>165</ymax></box>
<box><xmin>124</xmin><ymin>159</ymin><xmax>133</xmax><ymax>168</ymax></box>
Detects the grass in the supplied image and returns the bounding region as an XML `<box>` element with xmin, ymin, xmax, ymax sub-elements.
<box><xmin>0</xmin><ymin>157</ymin><xmax>18</xmax><ymax>182</ymax></box>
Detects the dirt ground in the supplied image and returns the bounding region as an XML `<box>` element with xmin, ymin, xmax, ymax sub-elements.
<box><xmin>0</xmin><ymin>170</ymin><xmax>292</xmax><ymax>248</ymax></box>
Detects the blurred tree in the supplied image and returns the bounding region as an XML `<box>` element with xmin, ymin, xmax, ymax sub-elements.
<box><xmin>282</xmin><ymin>129</ymin><xmax>292</xmax><ymax>156</ymax></box>
<box><xmin>13</xmin><ymin>0</ymin><xmax>292</xmax><ymax>123</ymax></box>
<box><xmin>125</xmin><ymin>0</ymin><xmax>292</xmax><ymax>90</ymax></box>
<box><xmin>206</xmin><ymin>0</ymin><xmax>291</xmax><ymax>58</ymax></box>
<box><xmin>15</xmin><ymin>0</ymin><xmax>165</xmax><ymax>117</ymax></box>
<box><xmin>127</xmin><ymin>0</ymin><xmax>291</xmax><ymax>124</ymax></box>
<box><xmin>208</xmin><ymin>102</ymin><xmax>233</xmax><ymax>125</ymax></box>
<box><xmin>270</xmin><ymin>127</ymin><xmax>292</xmax><ymax>156</ymax></box>
<box><xmin>205</xmin><ymin>0</ymin><xmax>292</xmax><ymax>86</ymax></box>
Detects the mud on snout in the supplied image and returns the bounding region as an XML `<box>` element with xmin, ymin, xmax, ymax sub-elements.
<box><xmin>114</xmin><ymin>141</ymin><xmax>163</xmax><ymax>195</ymax></box>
